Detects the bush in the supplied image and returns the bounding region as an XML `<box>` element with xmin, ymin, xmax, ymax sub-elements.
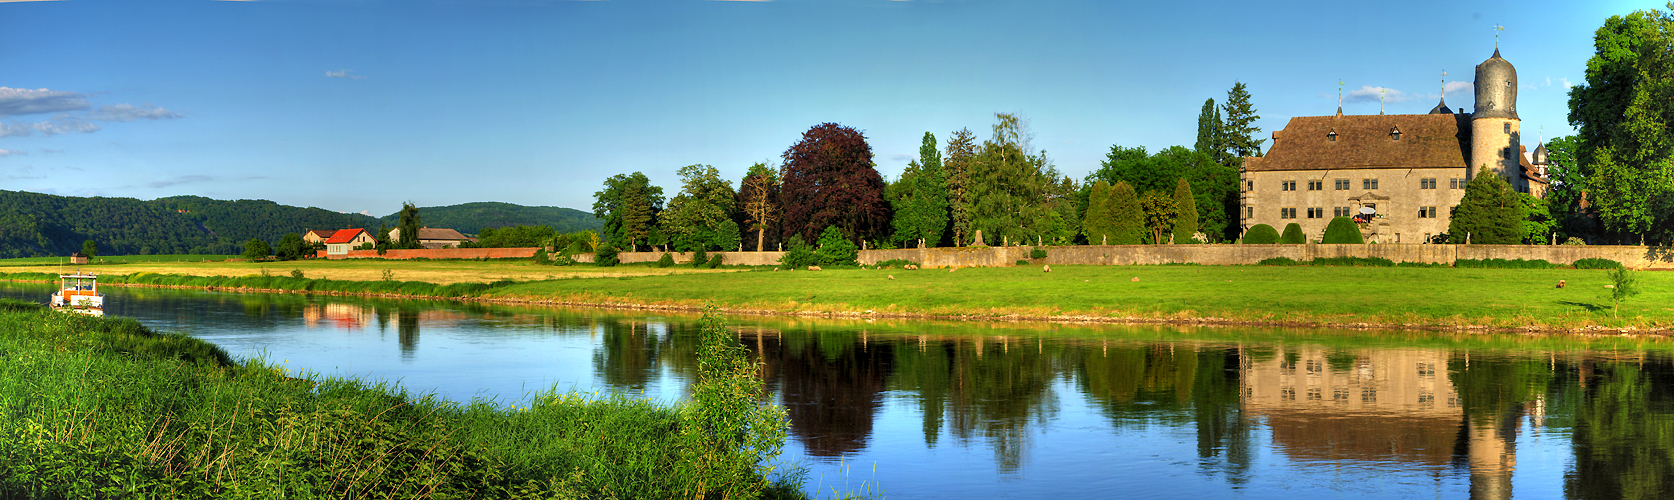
<box><xmin>656</xmin><ymin>253</ymin><xmax>675</xmax><ymax>268</ymax></box>
<box><xmin>594</xmin><ymin>243</ymin><xmax>620</xmax><ymax>267</ymax></box>
<box><xmin>707</xmin><ymin>253</ymin><xmax>724</xmax><ymax>269</ymax></box>
<box><xmin>1573</xmin><ymin>258</ymin><xmax>1623</xmax><ymax>269</ymax></box>
<box><xmin>1016</xmin><ymin>259</ymin><xmax>1030</xmax><ymax>265</ymax></box>
<box><xmin>553</xmin><ymin>252</ymin><xmax>575</xmax><ymax>266</ymax></box>
<box><xmin>1454</xmin><ymin>258</ymin><xmax>1555</xmax><ymax>269</ymax></box>
<box><xmin>691</xmin><ymin>248</ymin><xmax>708</xmax><ymax>268</ymax></box>
<box><xmin>874</xmin><ymin>259</ymin><xmax>919</xmax><ymax>269</ymax></box>
<box><xmin>1030</xmin><ymin>248</ymin><xmax>1048</xmax><ymax>259</ymax></box>
<box><xmin>290</xmin><ymin>269</ymin><xmax>305</xmax><ymax>279</ymax></box>
<box><xmin>1258</xmin><ymin>257</ymin><xmax>1301</xmax><ymax>266</ymax></box>
<box><xmin>1320</xmin><ymin>217</ymin><xmax>1364</xmax><ymax>244</ymax></box>
<box><xmin>1310</xmin><ymin>256</ymin><xmax>1394</xmax><ymax>267</ymax></box>
<box><xmin>778</xmin><ymin>236</ymin><xmax>818</xmax><ymax>269</ymax></box>
<box><xmin>813</xmin><ymin>226</ymin><xmax>858</xmax><ymax>266</ymax></box>
<box><xmin>533</xmin><ymin>249</ymin><xmax>551</xmax><ymax>265</ymax></box>
<box><xmin>1243</xmin><ymin>224</ymin><xmax>1280</xmax><ymax>244</ymax></box>
<box><xmin>1280</xmin><ymin>223</ymin><xmax>1306</xmax><ymax>244</ymax></box>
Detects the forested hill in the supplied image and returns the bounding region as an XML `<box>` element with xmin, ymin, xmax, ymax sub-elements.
<box><xmin>377</xmin><ymin>202</ymin><xmax>601</xmax><ymax>235</ymax></box>
<box><xmin>0</xmin><ymin>191</ymin><xmax>379</xmax><ymax>257</ymax></box>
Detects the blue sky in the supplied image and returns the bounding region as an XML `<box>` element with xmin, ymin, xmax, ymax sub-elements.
<box><xmin>0</xmin><ymin>0</ymin><xmax>1665</xmax><ymax>217</ymax></box>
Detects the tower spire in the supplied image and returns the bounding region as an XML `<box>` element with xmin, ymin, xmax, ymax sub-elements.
<box><xmin>1337</xmin><ymin>79</ymin><xmax>1344</xmax><ymax>116</ymax></box>
<box><xmin>1494</xmin><ymin>25</ymin><xmax>1505</xmax><ymax>50</ymax></box>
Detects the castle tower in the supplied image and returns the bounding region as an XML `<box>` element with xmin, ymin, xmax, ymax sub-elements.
<box><xmin>1471</xmin><ymin>48</ymin><xmax>1521</xmax><ymax>188</ymax></box>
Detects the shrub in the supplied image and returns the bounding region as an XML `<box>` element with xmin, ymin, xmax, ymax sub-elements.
<box><xmin>533</xmin><ymin>249</ymin><xmax>550</xmax><ymax>265</ymax></box>
<box><xmin>1280</xmin><ymin>223</ymin><xmax>1306</xmax><ymax>244</ymax></box>
<box><xmin>1258</xmin><ymin>257</ymin><xmax>1301</xmax><ymax>266</ymax></box>
<box><xmin>1454</xmin><ymin>258</ymin><xmax>1555</xmax><ymax>269</ymax></box>
<box><xmin>1573</xmin><ymin>258</ymin><xmax>1622</xmax><ymax>269</ymax></box>
<box><xmin>1564</xmin><ymin>236</ymin><xmax>1588</xmax><ymax>245</ymax></box>
<box><xmin>594</xmin><ymin>243</ymin><xmax>620</xmax><ymax>267</ymax></box>
<box><xmin>290</xmin><ymin>269</ymin><xmax>305</xmax><ymax>279</ymax></box>
<box><xmin>1243</xmin><ymin>224</ymin><xmax>1280</xmax><ymax>244</ymax></box>
<box><xmin>707</xmin><ymin>253</ymin><xmax>724</xmax><ymax>269</ymax></box>
<box><xmin>813</xmin><ymin>226</ymin><xmax>858</xmax><ymax>266</ymax></box>
<box><xmin>691</xmin><ymin>248</ymin><xmax>708</xmax><ymax>268</ymax></box>
<box><xmin>1310</xmin><ymin>256</ymin><xmax>1394</xmax><ymax>267</ymax></box>
<box><xmin>553</xmin><ymin>252</ymin><xmax>575</xmax><ymax>266</ymax></box>
<box><xmin>1320</xmin><ymin>217</ymin><xmax>1364</xmax><ymax>244</ymax></box>
<box><xmin>1030</xmin><ymin>248</ymin><xmax>1048</xmax><ymax>259</ymax></box>
<box><xmin>874</xmin><ymin>259</ymin><xmax>919</xmax><ymax>269</ymax></box>
<box><xmin>656</xmin><ymin>253</ymin><xmax>675</xmax><ymax>268</ymax></box>
<box><xmin>1016</xmin><ymin>259</ymin><xmax>1030</xmax><ymax>265</ymax></box>
<box><xmin>778</xmin><ymin>235</ymin><xmax>818</xmax><ymax>269</ymax></box>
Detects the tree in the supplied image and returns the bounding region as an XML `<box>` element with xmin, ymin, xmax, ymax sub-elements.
<box><xmin>1568</xmin><ymin>5</ymin><xmax>1674</xmax><ymax>243</ymax></box>
<box><xmin>1109</xmin><ymin>181</ymin><xmax>1145</xmax><ymax>245</ymax></box>
<box><xmin>1221</xmin><ymin>81</ymin><xmax>1265</xmax><ymax>161</ymax></box>
<box><xmin>1610</xmin><ymin>267</ymin><xmax>1641</xmax><ymax>317</ymax></box>
<box><xmin>662</xmin><ymin>164</ymin><xmax>741</xmax><ymax>252</ymax></box>
<box><xmin>1087</xmin><ymin>144</ymin><xmax>1239</xmax><ymax>242</ymax></box>
<box><xmin>1321</xmin><ymin>217</ymin><xmax>1364</xmax><ymax>244</ymax></box>
<box><xmin>1449</xmin><ymin>173</ymin><xmax>1528</xmax><ymax>244</ymax></box>
<box><xmin>80</xmin><ymin>240</ymin><xmax>97</xmax><ymax>258</ymax></box>
<box><xmin>779</xmin><ymin>123</ymin><xmax>891</xmax><ymax>245</ymax></box>
<box><xmin>242</xmin><ymin>238</ymin><xmax>271</xmax><ymax>261</ymax></box>
<box><xmin>1521</xmin><ymin>193</ymin><xmax>1556</xmax><ymax>244</ymax></box>
<box><xmin>891</xmin><ymin>132</ymin><xmax>950</xmax><ymax>248</ymax></box>
<box><xmin>275</xmin><ymin>232</ymin><xmax>306</xmax><ymax>261</ymax></box>
<box><xmin>1194</xmin><ymin>98</ymin><xmax>1227</xmax><ymax>164</ymax></box>
<box><xmin>966</xmin><ymin>113</ymin><xmax>1077</xmax><ymax>247</ymax></box>
<box><xmin>1280</xmin><ymin>223</ymin><xmax>1306</xmax><ymax>244</ymax></box>
<box><xmin>944</xmin><ymin>128</ymin><xmax>978</xmax><ymax>246</ymax></box>
<box><xmin>476</xmin><ymin>225</ymin><xmax>558</xmax><ymax>248</ymax></box>
<box><xmin>1172</xmin><ymin>178</ymin><xmax>1199</xmax><ymax>243</ymax></box>
<box><xmin>737</xmin><ymin>162</ymin><xmax>781</xmax><ymax>251</ymax></box>
<box><xmin>396</xmin><ymin>201</ymin><xmax>422</xmax><ymax>250</ymax></box>
<box><xmin>1139</xmin><ymin>191</ymin><xmax>1178</xmax><ymax>244</ymax></box>
<box><xmin>1081</xmin><ymin>181</ymin><xmax>1116</xmax><ymax>244</ymax></box>
<box><xmin>1242</xmin><ymin>224</ymin><xmax>1279</xmax><ymax>244</ymax></box>
<box><xmin>594</xmin><ymin>172</ymin><xmax>665</xmax><ymax>252</ymax></box>
<box><xmin>814</xmin><ymin>225</ymin><xmax>858</xmax><ymax>266</ymax></box>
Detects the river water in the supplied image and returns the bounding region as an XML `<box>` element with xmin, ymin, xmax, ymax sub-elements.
<box><xmin>3</xmin><ymin>282</ymin><xmax>1671</xmax><ymax>499</ymax></box>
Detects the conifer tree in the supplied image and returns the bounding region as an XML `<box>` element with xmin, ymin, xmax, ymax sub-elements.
<box><xmin>944</xmin><ymin>128</ymin><xmax>978</xmax><ymax>246</ymax></box>
<box><xmin>1221</xmin><ymin>82</ymin><xmax>1265</xmax><ymax>161</ymax></box>
<box><xmin>1172</xmin><ymin>178</ymin><xmax>1199</xmax><ymax>243</ymax></box>
<box><xmin>1449</xmin><ymin>172</ymin><xmax>1527</xmax><ymax>244</ymax></box>
<box><xmin>1194</xmin><ymin>98</ymin><xmax>1226</xmax><ymax>164</ymax></box>
<box><xmin>1109</xmin><ymin>181</ymin><xmax>1145</xmax><ymax>245</ymax></box>
<box><xmin>1081</xmin><ymin>181</ymin><xmax>1114</xmax><ymax>244</ymax></box>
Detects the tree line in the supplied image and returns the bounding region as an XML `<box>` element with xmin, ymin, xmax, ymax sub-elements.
<box><xmin>594</xmin><ymin>84</ymin><xmax>1265</xmax><ymax>254</ymax></box>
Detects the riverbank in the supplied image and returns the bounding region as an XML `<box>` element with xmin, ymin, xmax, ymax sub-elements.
<box><xmin>3</xmin><ymin>262</ymin><xmax>1669</xmax><ymax>334</ymax></box>
<box><xmin>0</xmin><ymin>300</ymin><xmax>800</xmax><ymax>499</ymax></box>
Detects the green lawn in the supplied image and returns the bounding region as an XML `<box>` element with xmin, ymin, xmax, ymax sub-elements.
<box><xmin>491</xmin><ymin>264</ymin><xmax>1672</xmax><ymax>330</ymax></box>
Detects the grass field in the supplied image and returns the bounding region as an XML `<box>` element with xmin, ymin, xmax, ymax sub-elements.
<box><xmin>0</xmin><ymin>257</ymin><xmax>733</xmax><ymax>284</ymax></box>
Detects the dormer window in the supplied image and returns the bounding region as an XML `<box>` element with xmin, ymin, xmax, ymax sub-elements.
<box><xmin>1389</xmin><ymin>127</ymin><xmax>1401</xmax><ymax>141</ymax></box>
<box><xmin>1327</xmin><ymin>129</ymin><xmax>1338</xmax><ymax>142</ymax></box>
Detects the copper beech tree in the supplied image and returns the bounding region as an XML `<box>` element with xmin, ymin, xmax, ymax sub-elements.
<box><xmin>778</xmin><ymin>123</ymin><xmax>891</xmax><ymax>245</ymax></box>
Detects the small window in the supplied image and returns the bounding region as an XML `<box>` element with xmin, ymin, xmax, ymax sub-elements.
<box><xmin>1308</xmin><ymin>180</ymin><xmax>1323</xmax><ymax>191</ymax></box>
<box><xmin>1327</xmin><ymin>129</ymin><xmax>1338</xmax><ymax>142</ymax></box>
<box><xmin>1307</xmin><ymin>388</ymin><xmax>1322</xmax><ymax>400</ymax></box>
<box><xmin>1246</xmin><ymin>180</ymin><xmax>1254</xmax><ymax>191</ymax></box>
<box><xmin>1390</xmin><ymin>127</ymin><xmax>1402</xmax><ymax>140</ymax></box>
<box><xmin>1244</xmin><ymin>206</ymin><xmax>1253</xmax><ymax>219</ymax></box>
<box><xmin>1310</xmin><ymin>208</ymin><xmax>1324</xmax><ymax>218</ymax></box>
<box><xmin>1504</xmin><ymin>123</ymin><xmax>1511</xmax><ymax>134</ymax></box>
<box><xmin>1450</xmin><ymin>178</ymin><xmax>1459</xmax><ymax>189</ymax></box>
<box><xmin>1334</xmin><ymin>179</ymin><xmax>1350</xmax><ymax>190</ymax></box>
<box><xmin>1280</xmin><ymin>208</ymin><xmax>1297</xmax><ymax>219</ymax></box>
<box><xmin>1363</xmin><ymin>178</ymin><xmax>1379</xmax><ymax>190</ymax></box>
<box><xmin>1420</xmin><ymin>178</ymin><xmax>1436</xmax><ymax>189</ymax></box>
<box><xmin>1282</xmin><ymin>180</ymin><xmax>1297</xmax><ymax>191</ymax></box>
<box><xmin>1418</xmin><ymin>206</ymin><xmax>1437</xmax><ymax>218</ymax></box>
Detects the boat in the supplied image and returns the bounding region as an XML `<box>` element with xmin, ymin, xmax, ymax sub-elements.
<box><xmin>50</xmin><ymin>273</ymin><xmax>104</xmax><ymax>316</ymax></box>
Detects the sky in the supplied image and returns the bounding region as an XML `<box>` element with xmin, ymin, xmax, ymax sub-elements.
<box><xmin>0</xmin><ymin>0</ymin><xmax>1667</xmax><ymax>217</ymax></box>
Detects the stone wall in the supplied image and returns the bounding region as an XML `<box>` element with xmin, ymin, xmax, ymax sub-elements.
<box><xmin>588</xmin><ymin>244</ymin><xmax>1674</xmax><ymax>269</ymax></box>
<box><xmin>323</xmin><ymin>247</ymin><xmax>540</xmax><ymax>260</ymax></box>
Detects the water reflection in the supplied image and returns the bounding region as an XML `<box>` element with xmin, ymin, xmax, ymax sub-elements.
<box><xmin>3</xmin><ymin>281</ymin><xmax>1674</xmax><ymax>499</ymax></box>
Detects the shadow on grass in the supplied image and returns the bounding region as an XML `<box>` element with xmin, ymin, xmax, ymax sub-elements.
<box><xmin>1559</xmin><ymin>300</ymin><xmax>1608</xmax><ymax>314</ymax></box>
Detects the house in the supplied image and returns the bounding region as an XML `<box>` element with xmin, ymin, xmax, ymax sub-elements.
<box><xmin>386</xmin><ymin>227</ymin><xmax>475</xmax><ymax>249</ymax></box>
<box><xmin>1239</xmin><ymin>46</ymin><xmax>1551</xmax><ymax>244</ymax></box>
<box><xmin>323</xmin><ymin>228</ymin><xmax>377</xmax><ymax>255</ymax></box>
<box><xmin>70</xmin><ymin>252</ymin><xmax>88</xmax><ymax>265</ymax></box>
<box><xmin>303</xmin><ymin>229</ymin><xmax>338</xmax><ymax>245</ymax></box>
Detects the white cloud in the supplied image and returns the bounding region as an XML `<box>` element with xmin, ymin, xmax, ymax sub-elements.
<box><xmin>326</xmin><ymin>69</ymin><xmax>367</xmax><ymax>80</ymax></box>
<box><xmin>0</xmin><ymin>87</ymin><xmax>90</xmax><ymax>118</ymax></box>
<box><xmin>0</xmin><ymin>149</ymin><xmax>24</xmax><ymax>157</ymax></box>
<box><xmin>1345</xmin><ymin>85</ymin><xmax>1415</xmax><ymax>104</ymax></box>
<box><xmin>87</xmin><ymin>104</ymin><xmax>182</xmax><ymax>122</ymax></box>
<box><xmin>1443</xmin><ymin>81</ymin><xmax>1471</xmax><ymax>95</ymax></box>
<box><xmin>1561</xmin><ymin>78</ymin><xmax>1573</xmax><ymax>89</ymax></box>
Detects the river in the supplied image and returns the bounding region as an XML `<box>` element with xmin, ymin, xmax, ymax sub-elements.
<box><xmin>3</xmin><ymin>281</ymin><xmax>1670</xmax><ymax>499</ymax></box>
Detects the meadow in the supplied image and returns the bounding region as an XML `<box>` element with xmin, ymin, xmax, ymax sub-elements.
<box><xmin>0</xmin><ymin>300</ymin><xmax>800</xmax><ymax>499</ymax></box>
<box><xmin>0</xmin><ymin>256</ymin><xmax>733</xmax><ymax>285</ymax></box>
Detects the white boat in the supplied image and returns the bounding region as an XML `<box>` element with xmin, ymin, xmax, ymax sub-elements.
<box><xmin>50</xmin><ymin>273</ymin><xmax>104</xmax><ymax>316</ymax></box>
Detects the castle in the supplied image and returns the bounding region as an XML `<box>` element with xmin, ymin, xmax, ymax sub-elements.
<box><xmin>1238</xmin><ymin>47</ymin><xmax>1551</xmax><ymax>244</ymax></box>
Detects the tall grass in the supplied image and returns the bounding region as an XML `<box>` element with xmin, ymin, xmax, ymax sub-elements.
<box><xmin>0</xmin><ymin>300</ymin><xmax>805</xmax><ymax>499</ymax></box>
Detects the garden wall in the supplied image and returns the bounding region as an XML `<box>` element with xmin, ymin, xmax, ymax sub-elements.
<box><xmin>597</xmin><ymin>244</ymin><xmax>1674</xmax><ymax>269</ymax></box>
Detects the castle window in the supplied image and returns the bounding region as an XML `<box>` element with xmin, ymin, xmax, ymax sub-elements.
<box><xmin>1308</xmin><ymin>180</ymin><xmax>1323</xmax><ymax>191</ymax></box>
<box><xmin>1504</xmin><ymin>123</ymin><xmax>1511</xmax><ymax>134</ymax></box>
<box><xmin>1327</xmin><ymin>129</ymin><xmax>1338</xmax><ymax>142</ymax></box>
<box><xmin>1363</xmin><ymin>178</ymin><xmax>1379</xmax><ymax>190</ymax></box>
<box><xmin>1334</xmin><ymin>179</ymin><xmax>1349</xmax><ymax>190</ymax></box>
<box><xmin>1308</xmin><ymin>208</ymin><xmax>1324</xmax><ymax>218</ymax></box>
<box><xmin>1419</xmin><ymin>206</ymin><xmax>1437</xmax><ymax>218</ymax></box>
<box><xmin>1282</xmin><ymin>180</ymin><xmax>1297</xmax><ymax>191</ymax></box>
<box><xmin>1245</xmin><ymin>206</ymin><xmax>1254</xmax><ymax>219</ymax></box>
<box><xmin>1420</xmin><ymin>178</ymin><xmax>1437</xmax><ymax>189</ymax></box>
<box><xmin>1390</xmin><ymin>127</ymin><xmax>1401</xmax><ymax>140</ymax></box>
<box><xmin>1280</xmin><ymin>208</ymin><xmax>1297</xmax><ymax>219</ymax></box>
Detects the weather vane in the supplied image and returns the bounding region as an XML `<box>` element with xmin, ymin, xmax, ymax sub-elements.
<box><xmin>1379</xmin><ymin>88</ymin><xmax>1387</xmax><ymax>114</ymax></box>
<box><xmin>1441</xmin><ymin>70</ymin><xmax>1448</xmax><ymax>96</ymax></box>
<box><xmin>1338</xmin><ymin>80</ymin><xmax>1345</xmax><ymax>110</ymax></box>
<box><xmin>1494</xmin><ymin>25</ymin><xmax>1505</xmax><ymax>48</ymax></box>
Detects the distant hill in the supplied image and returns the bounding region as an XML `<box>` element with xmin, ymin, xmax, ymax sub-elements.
<box><xmin>0</xmin><ymin>190</ymin><xmax>380</xmax><ymax>257</ymax></box>
<box><xmin>378</xmin><ymin>202</ymin><xmax>601</xmax><ymax>236</ymax></box>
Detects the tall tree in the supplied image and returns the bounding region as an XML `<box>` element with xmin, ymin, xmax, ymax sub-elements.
<box><xmin>1109</xmin><ymin>181</ymin><xmax>1145</xmax><ymax>245</ymax></box>
<box><xmin>944</xmin><ymin>128</ymin><xmax>978</xmax><ymax>246</ymax></box>
<box><xmin>1568</xmin><ymin>5</ymin><xmax>1674</xmax><ymax>243</ymax></box>
<box><xmin>275</xmin><ymin>232</ymin><xmax>305</xmax><ymax>261</ymax></box>
<box><xmin>891</xmin><ymin>132</ymin><xmax>950</xmax><ymax>247</ymax></box>
<box><xmin>1194</xmin><ymin>98</ymin><xmax>1226</xmax><ymax>164</ymax></box>
<box><xmin>1087</xmin><ymin>145</ymin><xmax>1238</xmax><ymax>242</ymax></box>
<box><xmin>778</xmin><ymin>123</ymin><xmax>891</xmax><ymax>245</ymax></box>
<box><xmin>397</xmin><ymin>201</ymin><xmax>422</xmax><ymax>249</ymax></box>
<box><xmin>1139</xmin><ymin>190</ymin><xmax>1179</xmax><ymax>244</ymax></box>
<box><xmin>593</xmin><ymin>172</ymin><xmax>665</xmax><ymax>252</ymax></box>
<box><xmin>80</xmin><ymin>239</ymin><xmax>97</xmax><ymax>258</ymax></box>
<box><xmin>966</xmin><ymin>113</ymin><xmax>1073</xmax><ymax>246</ymax></box>
<box><xmin>662</xmin><ymin>164</ymin><xmax>741</xmax><ymax>252</ymax></box>
<box><xmin>1172</xmin><ymin>178</ymin><xmax>1200</xmax><ymax>244</ymax></box>
<box><xmin>1221</xmin><ymin>81</ymin><xmax>1265</xmax><ymax>161</ymax></box>
<box><xmin>1082</xmin><ymin>181</ymin><xmax>1115</xmax><ymax>244</ymax></box>
<box><xmin>737</xmin><ymin>162</ymin><xmax>781</xmax><ymax>252</ymax></box>
<box><xmin>1449</xmin><ymin>173</ymin><xmax>1527</xmax><ymax>244</ymax></box>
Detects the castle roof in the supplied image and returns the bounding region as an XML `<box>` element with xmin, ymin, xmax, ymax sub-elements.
<box><xmin>1428</xmin><ymin>96</ymin><xmax>1454</xmax><ymax>114</ymax></box>
<box><xmin>1243</xmin><ymin>113</ymin><xmax>1471</xmax><ymax>172</ymax></box>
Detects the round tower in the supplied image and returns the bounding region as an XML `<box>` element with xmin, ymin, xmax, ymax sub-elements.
<box><xmin>1471</xmin><ymin>48</ymin><xmax>1520</xmax><ymax>185</ymax></box>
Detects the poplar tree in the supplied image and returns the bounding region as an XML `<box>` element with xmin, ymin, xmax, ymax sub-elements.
<box><xmin>1172</xmin><ymin>178</ymin><xmax>1199</xmax><ymax>243</ymax></box>
<box><xmin>1081</xmin><ymin>180</ymin><xmax>1114</xmax><ymax>244</ymax></box>
<box><xmin>1194</xmin><ymin>98</ymin><xmax>1226</xmax><ymax>164</ymax></box>
<box><xmin>1109</xmin><ymin>181</ymin><xmax>1145</xmax><ymax>245</ymax></box>
<box><xmin>397</xmin><ymin>201</ymin><xmax>421</xmax><ymax>249</ymax></box>
<box><xmin>891</xmin><ymin>132</ymin><xmax>950</xmax><ymax>247</ymax></box>
<box><xmin>944</xmin><ymin>128</ymin><xmax>977</xmax><ymax>246</ymax></box>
